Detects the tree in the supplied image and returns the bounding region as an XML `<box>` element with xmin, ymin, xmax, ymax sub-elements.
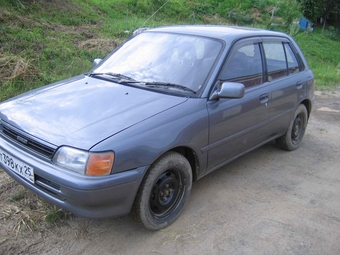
<box><xmin>300</xmin><ymin>0</ymin><xmax>340</xmax><ymax>29</ymax></box>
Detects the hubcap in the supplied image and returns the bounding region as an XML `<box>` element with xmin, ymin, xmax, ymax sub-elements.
<box><xmin>149</xmin><ymin>170</ymin><xmax>185</xmax><ymax>219</ymax></box>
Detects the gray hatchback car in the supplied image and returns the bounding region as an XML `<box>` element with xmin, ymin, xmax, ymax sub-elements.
<box><xmin>0</xmin><ymin>25</ymin><xmax>314</xmax><ymax>230</ymax></box>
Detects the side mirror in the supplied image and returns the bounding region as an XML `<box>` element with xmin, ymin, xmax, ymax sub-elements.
<box><xmin>209</xmin><ymin>82</ymin><xmax>245</xmax><ymax>100</ymax></box>
<box><xmin>92</xmin><ymin>58</ymin><xmax>103</xmax><ymax>68</ymax></box>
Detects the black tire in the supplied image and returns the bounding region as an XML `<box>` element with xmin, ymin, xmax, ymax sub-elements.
<box><xmin>276</xmin><ymin>104</ymin><xmax>308</xmax><ymax>151</ymax></box>
<box><xmin>132</xmin><ymin>151</ymin><xmax>192</xmax><ymax>230</ymax></box>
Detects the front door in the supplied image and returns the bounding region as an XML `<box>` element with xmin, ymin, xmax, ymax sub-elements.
<box><xmin>205</xmin><ymin>39</ymin><xmax>270</xmax><ymax>172</ymax></box>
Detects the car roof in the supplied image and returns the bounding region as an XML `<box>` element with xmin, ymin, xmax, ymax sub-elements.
<box><xmin>146</xmin><ymin>25</ymin><xmax>289</xmax><ymax>42</ymax></box>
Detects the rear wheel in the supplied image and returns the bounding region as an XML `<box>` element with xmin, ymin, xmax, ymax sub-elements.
<box><xmin>276</xmin><ymin>104</ymin><xmax>308</xmax><ymax>151</ymax></box>
<box><xmin>132</xmin><ymin>151</ymin><xmax>192</xmax><ymax>230</ymax></box>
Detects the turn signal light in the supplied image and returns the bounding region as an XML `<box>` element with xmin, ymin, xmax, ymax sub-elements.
<box><xmin>86</xmin><ymin>152</ymin><xmax>114</xmax><ymax>176</ymax></box>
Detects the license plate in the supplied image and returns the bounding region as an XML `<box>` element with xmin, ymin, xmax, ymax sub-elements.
<box><xmin>0</xmin><ymin>148</ymin><xmax>34</xmax><ymax>183</ymax></box>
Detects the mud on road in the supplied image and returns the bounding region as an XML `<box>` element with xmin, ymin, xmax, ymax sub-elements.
<box><xmin>1</xmin><ymin>88</ymin><xmax>340</xmax><ymax>255</ymax></box>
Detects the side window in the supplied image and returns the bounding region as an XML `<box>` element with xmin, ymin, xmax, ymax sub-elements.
<box><xmin>284</xmin><ymin>43</ymin><xmax>300</xmax><ymax>74</ymax></box>
<box><xmin>219</xmin><ymin>43</ymin><xmax>263</xmax><ymax>88</ymax></box>
<box><xmin>263</xmin><ymin>41</ymin><xmax>303</xmax><ymax>81</ymax></box>
<box><xmin>263</xmin><ymin>42</ymin><xmax>287</xmax><ymax>81</ymax></box>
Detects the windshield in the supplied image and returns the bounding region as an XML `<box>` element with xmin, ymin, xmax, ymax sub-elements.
<box><xmin>92</xmin><ymin>32</ymin><xmax>222</xmax><ymax>92</ymax></box>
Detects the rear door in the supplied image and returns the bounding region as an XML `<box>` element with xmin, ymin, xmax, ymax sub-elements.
<box><xmin>261</xmin><ymin>37</ymin><xmax>308</xmax><ymax>136</ymax></box>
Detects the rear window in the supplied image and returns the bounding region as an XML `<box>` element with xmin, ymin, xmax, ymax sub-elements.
<box><xmin>263</xmin><ymin>42</ymin><xmax>302</xmax><ymax>81</ymax></box>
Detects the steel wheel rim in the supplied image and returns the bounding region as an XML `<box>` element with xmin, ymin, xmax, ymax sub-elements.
<box><xmin>149</xmin><ymin>169</ymin><xmax>186</xmax><ymax>219</ymax></box>
<box><xmin>291</xmin><ymin>114</ymin><xmax>304</xmax><ymax>144</ymax></box>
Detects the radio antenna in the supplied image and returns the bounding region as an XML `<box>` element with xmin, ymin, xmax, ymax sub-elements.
<box><xmin>140</xmin><ymin>0</ymin><xmax>170</xmax><ymax>28</ymax></box>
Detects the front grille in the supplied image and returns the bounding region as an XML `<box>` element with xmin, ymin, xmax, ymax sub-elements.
<box><xmin>1</xmin><ymin>122</ymin><xmax>56</xmax><ymax>158</ymax></box>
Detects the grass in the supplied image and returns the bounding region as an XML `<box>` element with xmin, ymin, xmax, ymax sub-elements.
<box><xmin>1</xmin><ymin>0</ymin><xmax>339</xmax><ymax>102</ymax></box>
<box><xmin>1</xmin><ymin>188</ymin><xmax>70</xmax><ymax>233</ymax></box>
<box><xmin>1</xmin><ymin>1</ymin><xmax>115</xmax><ymax>100</ymax></box>
<box><xmin>44</xmin><ymin>206</ymin><xmax>70</xmax><ymax>224</ymax></box>
<box><xmin>10</xmin><ymin>190</ymin><xmax>26</xmax><ymax>201</ymax></box>
<box><xmin>294</xmin><ymin>28</ymin><xmax>340</xmax><ymax>90</ymax></box>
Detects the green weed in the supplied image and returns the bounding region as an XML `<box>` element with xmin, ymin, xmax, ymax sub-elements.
<box><xmin>45</xmin><ymin>206</ymin><xmax>70</xmax><ymax>224</ymax></box>
<box><xmin>10</xmin><ymin>190</ymin><xmax>26</xmax><ymax>201</ymax></box>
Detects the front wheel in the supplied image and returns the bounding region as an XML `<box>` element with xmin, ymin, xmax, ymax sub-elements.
<box><xmin>276</xmin><ymin>104</ymin><xmax>308</xmax><ymax>151</ymax></box>
<box><xmin>132</xmin><ymin>151</ymin><xmax>192</xmax><ymax>230</ymax></box>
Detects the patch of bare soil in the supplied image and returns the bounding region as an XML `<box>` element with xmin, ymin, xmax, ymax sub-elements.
<box><xmin>0</xmin><ymin>87</ymin><xmax>340</xmax><ymax>255</ymax></box>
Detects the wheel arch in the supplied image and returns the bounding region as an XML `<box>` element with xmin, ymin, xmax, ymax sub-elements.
<box><xmin>300</xmin><ymin>99</ymin><xmax>312</xmax><ymax>119</ymax></box>
<box><xmin>142</xmin><ymin>146</ymin><xmax>200</xmax><ymax>183</ymax></box>
<box><xmin>171</xmin><ymin>146</ymin><xmax>199</xmax><ymax>182</ymax></box>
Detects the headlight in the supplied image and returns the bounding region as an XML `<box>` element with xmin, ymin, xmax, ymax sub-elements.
<box><xmin>53</xmin><ymin>147</ymin><xmax>114</xmax><ymax>176</ymax></box>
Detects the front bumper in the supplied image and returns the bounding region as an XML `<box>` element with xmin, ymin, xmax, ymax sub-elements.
<box><xmin>0</xmin><ymin>136</ymin><xmax>148</xmax><ymax>219</ymax></box>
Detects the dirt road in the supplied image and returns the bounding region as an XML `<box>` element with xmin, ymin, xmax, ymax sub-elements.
<box><xmin>1</xmin><ymin>88</ymin><xmax>340</xmax><ymax>255</ymax></box>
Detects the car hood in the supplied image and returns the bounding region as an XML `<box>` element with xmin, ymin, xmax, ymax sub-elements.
<box><xmin>0</xmin><ymin>75</ymin><xmax>188</xmax><ymax>149</ymax></box>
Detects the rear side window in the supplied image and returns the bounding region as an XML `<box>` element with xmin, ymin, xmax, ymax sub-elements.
<box><xmin>219</xmin><ymin>43</ymin><xmax>263</xmax><ymax>88</ymax></box>
<box><xmin>263</xmin><ymin>42</ymin><xmax>302</xmax><ymax>81</ymax></box>
<box><xmin>284</xmin><ymin>43</ymin><xmax>300</xmax><ymax>74</ymax></box>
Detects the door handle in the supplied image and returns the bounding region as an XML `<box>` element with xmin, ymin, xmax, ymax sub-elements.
<box><xmin>296</xmin><ymin>81</ymin><xmax>303</xmax><ymax>89</ymax></box>
<box><xmin>259</xmin><ymin>93</ymin><xmax>269</xmax><ymax>105</ymax></box>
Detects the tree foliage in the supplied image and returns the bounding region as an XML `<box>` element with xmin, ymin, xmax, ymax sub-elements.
<box><xmin>300</xmin><ymin>0</ymin><xmax>340</xmax><ymax>27</ymax></box>
<box><xmin>275</xmin><ymin>0</ymin><xmax>302</xmax><ymax>29</ymax></box>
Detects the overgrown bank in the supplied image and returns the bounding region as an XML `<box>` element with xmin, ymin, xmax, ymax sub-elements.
<box><xmin>1</xmin><ymin>0</ymin><xmax>339</xmax><ymax>102</ymax></box>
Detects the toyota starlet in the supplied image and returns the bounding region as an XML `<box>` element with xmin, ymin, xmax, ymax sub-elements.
<box><xmin>0</xmin><ymin>25</ymin><xmax>315</xmax><ymax>230</ymax></box>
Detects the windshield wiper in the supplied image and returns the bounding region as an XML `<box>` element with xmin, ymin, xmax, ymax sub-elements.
<box><xmin>118</xmin><ymin>80</ymin><xmax>196</xmax><ymax>94</ymax></box>
<box><xmin>145</xmin><ymin>82</ymin><xmax>196</xmax><ymax>93</ymax></box>
<box><xmin>90</xmin><ymin>72</ymin><xmax>135</xmax><ymax>81</ymax></box>
<box><xmin>91</xmin><ymin>74</ymin><xmax>196</xmax><ymax>94</ymax></box>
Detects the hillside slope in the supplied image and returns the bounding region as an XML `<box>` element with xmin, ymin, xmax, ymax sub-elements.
<box><xmin>0</xmin><ymin>0</ymin><xmax>339</xmax><ymax>101</ymax></box>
